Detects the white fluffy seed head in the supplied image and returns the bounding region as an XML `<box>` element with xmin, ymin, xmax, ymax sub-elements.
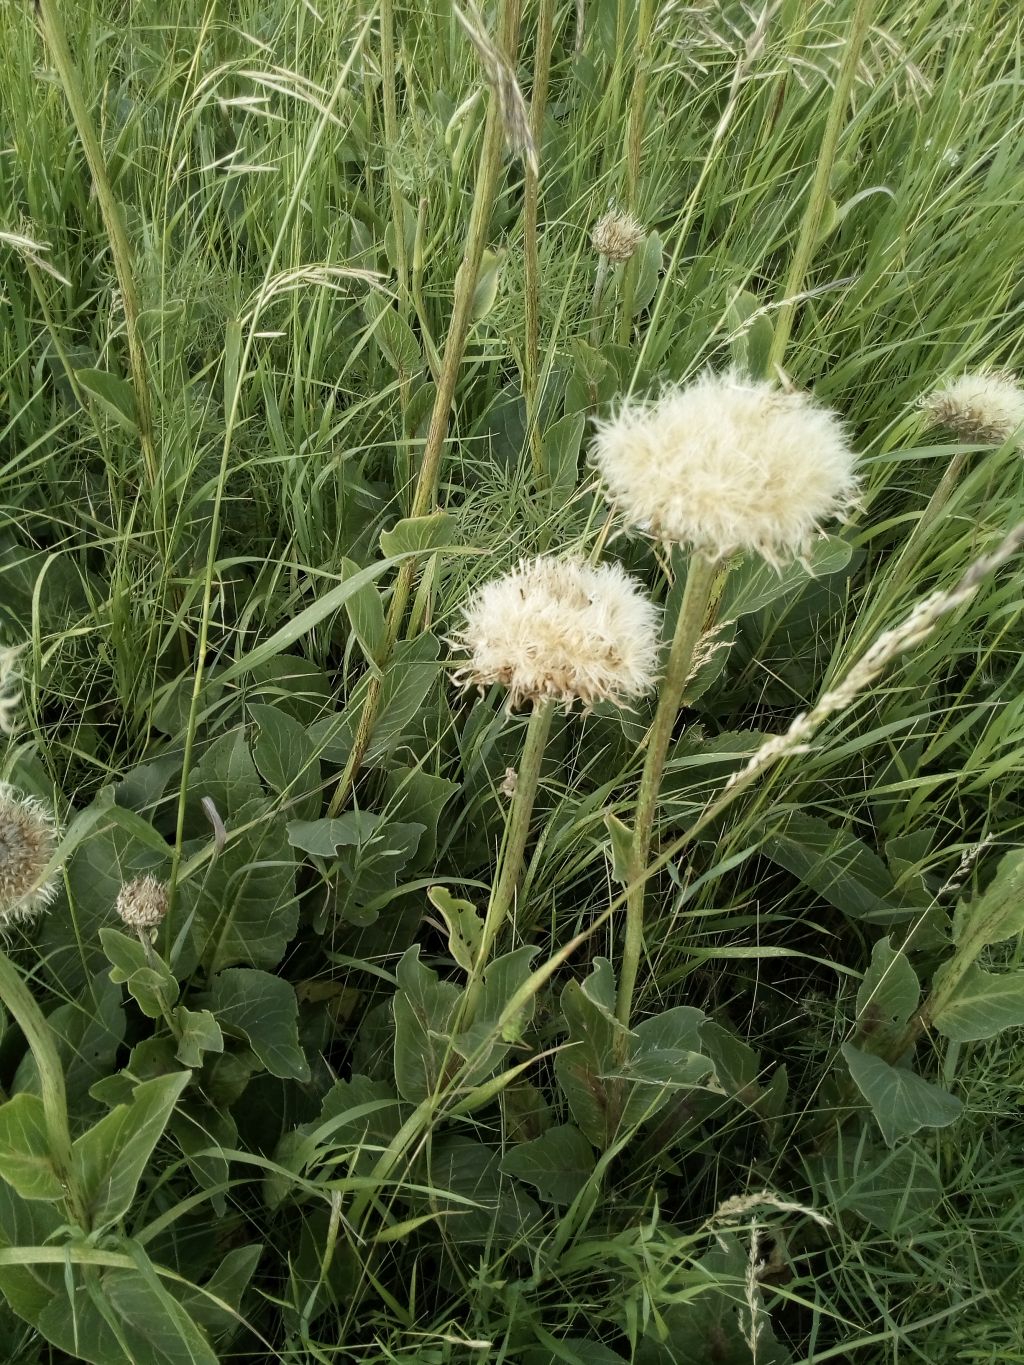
<box><xmin>591</xmin><ymin>369</ymin><xmax>859</xmax><ymax>564</ymax></box>
<box><xmin>920</xmin><ymin>371</ymin><xmax>1024</xmax><ymax>444</ymax></box>
<box><xmin>0</xmin><ymin>784</ymin><xmax>59</xmax><ymax>925</ymax></box>
<box><xmin>453</xmin><ymin>556</ymin><xmax>661</xmax><ymax>711</ymax></box>
<box><xmin>116</xmin><ymin>875</ymin><xmax>170</xmax><ymax>931</ymax></box>
<box><xmin>591</xmin><ymin>210</ymin><xmax>646</xmax><ymax>263</ymax></box>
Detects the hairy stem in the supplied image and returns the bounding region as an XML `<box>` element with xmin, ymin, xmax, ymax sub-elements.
<box><xmin>618</xmin><ymin>552</ymin><xmax>718</xmax><ymax>1028</ymax></box>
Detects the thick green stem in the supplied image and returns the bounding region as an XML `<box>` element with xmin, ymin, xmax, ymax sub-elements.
<box><xmin>34</xmin><ymin>0</ymin><xmax>159</xmax><ymax>495</ymax></box>
<box><xmin>328</xmin><ymin>3</ymin><xmax>521</xmax><ymax>814</ymax></box>
<box><xmin>618</xmin><ymin>552</ymin><xmax>718</xmax><ymax>1028</ymax></box>
<box><xmin>479</xmin><ymin>701</ymin><xmax>553</xmax><ymax>972</ymax></box>
<box><xmin>766</xmin><ymin>0</ymin><xmax>875</xmax><ymax>373</ymax></box>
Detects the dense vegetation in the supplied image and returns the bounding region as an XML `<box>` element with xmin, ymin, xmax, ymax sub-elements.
<box><xmin>2</xmin><ymin>0</ymin><xmax>1024</xmax><ymax>1360</ymax></box>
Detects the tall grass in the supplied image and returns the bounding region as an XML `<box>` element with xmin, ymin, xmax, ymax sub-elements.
<box><xmin>2</xmin><ymin>0</ymin><xmax>1024</xmax><ymax>1361</ymax></box>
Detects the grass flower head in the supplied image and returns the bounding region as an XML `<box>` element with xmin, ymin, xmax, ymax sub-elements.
<box><xmin>0</xmin><ymin>784</ymin><xmax>59</xmax><ymax>925</ymax></box>
<box><xmin>116</xmin><ymin>874</ymin><xmax>170</xmax><ymax>931</ymax></box>
<box><xmin>591</xmin><ymin>369</ymin><xmax>859</xmax><ymax>564</ymax></box>
<box><xmin>454</xmin><ymin>556</ymin><xmax>660</xmax><ymax>711</ymax></box>
<box><xmin>921</xmin><ymin>371</ymin><xmax>1024</xmax><ymax>445</ymax></box>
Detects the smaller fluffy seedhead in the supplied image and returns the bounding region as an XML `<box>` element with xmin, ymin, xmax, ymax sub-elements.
<box><xmin>591</xmin><ymin>369</ymin><xmax>859</xmax><ymax>565</ymax></box>
<box><xmin>920</xmin><ymin>371</ymin><xmax>1024</xmax><ymax>445</ymax></box>
<box><xmin>453</xmin><ymin>556</ymin><xmax>660</xmax><ymax>711</ymax></box>
<box><xmin>0</xmin><ymin>784</ymin><xmax>59</xmax><ymax>926</ymax></box>
<box><xmin>116</xmin><ymin>875</ymin><xmax>169</xmax><ymax>932</ymax></box>
<box><xmin>591</xmin><ymin>209</ymin><xmax>646</xmax><ymax>263</ymax></box>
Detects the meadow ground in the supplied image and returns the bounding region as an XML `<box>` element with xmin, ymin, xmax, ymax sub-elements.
<box><xmin>2</xmin><ymin>0</ymin><xmax>1024</xmax><ymax>1361</ymax></box>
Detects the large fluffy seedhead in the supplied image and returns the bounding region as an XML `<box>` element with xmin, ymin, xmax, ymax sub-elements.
<box><xmin>116</xmin><ymin>875</ymin><xmax>170</xmax><ymax>932</ymax></box>
<box><xmin>453</xmin><ymin>556</ymin><xmax>660</xmax><ymax>710</ymax></box>
<box><xmin>921</xmin><ymin>371</ymin><xmax>1024</xmax><ymax>445</ymax></box>
<box><xmin>0</xmin><ymin>784</ymin><xmax>59</xmax><ymax>925</ymax></box>
<box><xmin>591</xmin><ymin>210</ymin><xmax>646</xmax><ymax>263</ymax></box>
<box><xmin>591</xmin><ymin>369</ymin><xmax>859</xmax><ymax>564</ymax></box>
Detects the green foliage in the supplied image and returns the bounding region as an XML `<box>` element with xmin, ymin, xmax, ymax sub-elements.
<box><xmin>3</xmin><ymin>0</ymin><xmax>1024</xmax><ymax>1360</ymax></box>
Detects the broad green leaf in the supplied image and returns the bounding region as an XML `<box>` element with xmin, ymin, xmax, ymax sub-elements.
<box><xmin>392</xmin><ymin>946</ymin><xmax>461</xmax><ymax>1103</ymax></box>
<box><xmin>500</xmin><ymin>1123</ymin><xmax>596</xmax><ymax>1206</ymax></box>
<box><xmin>954</xmin><ymin>847</ymin><xmax>1024</xmax><ymax>947</ymax></box>
<box><xmin>719</xmin><ymin>535</ymin><xmax>853</xmax><ymax>623</ymax></box>
<box><xmin>428</xmin><ymin>885</ymin><xmax>484</xmax><ymax>974</ymax></box>
<box><xmin>75</xmin><ymin>367</ymin><xmax>139</xmax><ymax>434</ymax></box>
<box><xmin>762</xmin><ymin>812</ymin><xmax>899</xmax><ymax>920</ymax></box>
<box><xmin>339</xmin><ymin>557</ymin><xmax>387</xmax><ymax>663</ymax></box>
<box><xmin>542</xmin><ymin>410</ymin><xmax>585</xmax><ymax>497</ymax></box>
<box><xmin>248</xmin><ymin>703</ymin><xmax>319</xmax><ymax>797</ymax></box>
<box><xmin>840</xmin><ymin>1043</ymin><xmax>962</xmax><ymax>1148</ymax></box>
<box><xmin>454</xmin><ymin>946</ymin><xmax>539</xmax><ymax>1064</ymax></box>
<box><xmin>812</xmin><ymin>1140</ymin><xmax>942</xmax><ymax>1236</ymax></box>
<box><xmin>363</xmin><ymin>293</ymin><xmax>421</xmax><ymax>375</ymax></box>
<box><xmin>726</xmin><ymin>288</ymin><xmax>775</xmax><ymax>377</ymax></box>
<box><xmin>379</xmin><ymin>512</ymin><xmax>456</xmax><ymax>558</ymax></box>
<box><xmin>100</xmin><ymin>927</ymin><xmax>178</xmax><ymax>1020</ymax></box>
<box><xmin>317</xmin><ymin>633</ymin><xmax>442</xmax><ymax>771</ymax></box>
<box><xmin>188</xmin><ymin>728</ymin><xmax>263</xmax><ymax>817</ymax></box>
<box><xmin>931</xmin><ymin>962</ymin><xmax>1024</xmax><ymax>1042</ymax></box>
<box><xmin>603</xmin><ymin>809</ymin><xmax>633</xmax><ymax>885</ymax></box>
<box><xmin>173</xmin><ymin>1007</ymin><xmax>224</xmax><ymax>1068</ymax></box>
<box><xmin>72</xmin><ymin>1072</ymin><xmax>190</xmax><ymax>1230</ymax></box>
<box><xmin>286</xmin><ymin>811</ymin><xmax>377</xmax><ymax>856</ymax></box>
<box><xmin>170</xmin><ymin>1103</ymin><xmax>235</xmax><ymax>1217</ymax></box>
<box><xmin>469</xmin><ymin>247</ymin><xmax>505</xmax><ymax>320</ymax></box>
<box><xmin>0</xmin><ymin>1094</ymin><xmax>63</xmax><ymax>1200</ymax></box>
<box><xmin>333</xmin><ymin>816</ymin><xmax>425</xmax><ymax>926</ymax></box>
<box><xmin>208</xmin><ymin>969</ymin><xmax>310</xmax><ymax>1081</ymax></box>
<box><xmin>381</xmin><ymin>766</ymin><xmax>459</xmax><ymax>865</ymax></box>
<box><xmin>555</xmin><ymin>963</ymin><xmax>708</xmax><ymax>1148</ymax></box>
<box><xmin>37</xmin><ymin>1262</ymin><xmax>218</xmax><ymax>1365</ymax></box>
<box><xmin>183</xmin><ymin>797</ymin><xmax>298</xmax><ymax>973</ymax></box>
<box><xmin>630</xmin><ymin>230</ymin><xmax>661</xmax><ymax>315</ymax></box>
<box><xmin>177</xmin><ymin>1243</ymin><xmax>263</xmax><ymax>1341</ymax></box>
<box><xmin>856</xmin><ymin>936</ymin><xmax>919</xmax><ymax>1036</ymax></box>
<box><xmin>425</xmin><ymin>1133</ymin><xmax>539</xmax><ymax>1245</ymax></box>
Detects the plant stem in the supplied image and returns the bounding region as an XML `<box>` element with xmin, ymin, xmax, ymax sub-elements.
<box><xmin>328</xmin><ymin>1</ymin><xmax>522</xmax><ymax>814</ymax></box>
<box><xmin>523</xmin><ymin>0</ymin><xmax>555</xmax><ymax>487</ymax></box>
<box><xmin>765</xmin><ymin>0</ymin><xmax>875</xmax><ymax>373</ymax></box>
<box><xmin>33</xmin><ymin>0</ymin><xmax>159</xmax><ymax>496</ymax></box>
<box><xmin>478</xmin><ymin>700</ymin><xmax>554</xmax><ymax>975</ymax></box>
<box><xmin>617</xmin><ymin>0</ymin><xmax>655</xmax><ymax>341</ymax></box>
<box><xmin>617</xmin><ymin>551</ymin><xmax>718</xmax><ymax>1028</ymax></box>
<box><xmin>380</xmin><ymin>0</ymin><xmax>408</xmax><ymax>302</ymax></box>
<box><xmin>589</xmin><ymin>255</ymin><xmax>610</xmax><ymax>350</ymax></box>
